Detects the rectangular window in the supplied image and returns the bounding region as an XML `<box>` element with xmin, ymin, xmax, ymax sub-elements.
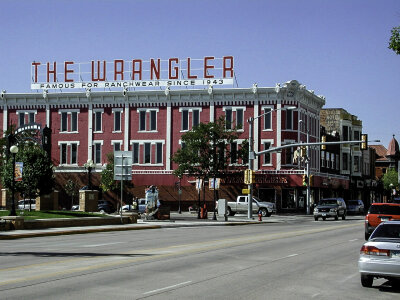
<box><xmin>28</xmin><ymin>112</ymin><xmax>35</xmax><ymax>123</ymax></box>
<box><xmin>354</xmin><ymin>130</ymin><xmax>360</xmax><ymax>142</ymax></box>
<box><xmin>156</xmin><ymin>143</ymin><xmax>162</xmax><ymax>164</ymax></box>
<box><xmin>61</xmin><ymin>112</ymin><xmax>68</xmax><ymax>132</ymax></box>
<box><xmin>343</xmin><ymin>153</ymin><xmax>348</xmax><ymax>171</ymax></box>
<box><xmin>150</xmin><ymin>110</ymin><xmax>157</xmax><ymax>131</ymax></box>
<box><xmin>94</xmin><ymin>111</ymin><xmax>102</xmax><ymax>132</ymax></box>
<box><xmin>19</xmin><ymin>113</ymin><xmax>25</xmax><ymax>127</ymax></box>
<box><xmin>285</xmin><ymin>147</ymin><xmax>294</xmax><ymax>165</ymax></box>
<box><xmin>236</xmin><ymin>109</ymin><xmax>243</xmax><ymax>129</ymax></box>
<box><xmin>331</xmin><ymin>154</ymin><xmax>335</xmax><ymax>170</ymax></box>
<box><xmin>144</xmin><ymin>143</ymin><xmax>151</xmax><ymax>164</ymax></box>
<box><xmin>231</xmin><ymin>142</ymin><xmax>237</xmax><ymax>164</ymax></box>
<box><xmin>114</xmin><ymin>142</ymin><xmax>121</xmax><ymax>152</ymax></box>
<box><xmin>225</xmin><ymin>109</ymin><xmax>232</xmax><ymax>130</ymax></box>
<box><xmin>61</xmin><ymin>144</ymin><xmax>67</xmax><ymax>164</ymax></box>
<box><xmin>286</xmin><ymin>110</ymin><xmax>293</xmax><ymax>130</ymax></box>
<box><xmin>71</xmin><ymin>143</ymin><xmax>77</xmax><ymax>164</ymax></box>
<box><xmin>182</xmin><ymin>110</ymin><xmax>189</xmax><ymax>131</ymax></box>
<box><xmin>132</xmin><ymin>143</ymin><xmax>139</xmax><ymax>164</ymax></box>
<box><xmin>114</xmin><ymin>111</ymin><xmax>121</xmax><ymax>132</ymax></box>
<box><xmin>264</xmin><ymin>108</ymin><xmax>272</xmax><ymax>130</ymax></box>
<box><xmin>94</xmin><ymin>143</ymin><xmax>101</xmax><ymax>164</ymax></box>
<box><xmin>264</xmin><ymin>142</ymin><xmax>271</xmax><ymax>164</ymax></box>
<box><xmin>354</xmin><ymin>156</ymin><xmax>360</xmax><ymax>172</ymax></box>
<box><xmin>342</xmin><ymin>126</ymin><xmax>349</xmax><ymax>141</ymax></box>
<box><xmin>193</xmin><ymin>110</ymin><xmax>200</xmax><ymax>127</ymax></box>
<box><xmin>139</xmin><ymin>111</ymin><xmax>146</xmax><ymax>131</ymax></box>
<box><xmin>71</xmin><ymin>112</ymin><xmax>77</xmax><ymax>132</ymax></box>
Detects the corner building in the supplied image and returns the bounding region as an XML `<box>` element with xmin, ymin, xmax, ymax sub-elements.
<box><xmin>0</xmin><ymin>80</ymin><xmax>348</xmax><ymax>212</ymax></box>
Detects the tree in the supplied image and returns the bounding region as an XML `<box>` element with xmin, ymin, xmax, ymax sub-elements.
<box><xmin>388</xmin><ymin>26</ymin><xmax>400</xmax><ymax>55</ymax></box>
<box><xmin>65</xmin><ymin>179</ymin><xmax>79</xmax><ymax>209</ymax></box>
<box><xmin>171</xmin><ymin>117</ymin><xmax>247</xmax><ymax>213</ymax></box>
<box><xmin>382</xmin><ymin>168</ymin><xmax>398</xmax><ymax>190</ymax></box>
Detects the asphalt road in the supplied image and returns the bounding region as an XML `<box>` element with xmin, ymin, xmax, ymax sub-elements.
<box><xmin>0</xmin><ymin>215</ymin><xmax>399</xmax><ymax>299</ymax></box>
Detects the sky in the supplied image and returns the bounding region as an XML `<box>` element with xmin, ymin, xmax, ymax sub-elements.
<box><xmin>1</xmin><ymin>0</ymin><xmax>399</xmax><ymax>147</ymax></box>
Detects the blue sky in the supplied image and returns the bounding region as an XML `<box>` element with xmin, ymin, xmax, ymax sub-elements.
<box><xmin>1</xmin><ymin>0</ymin><xmax>399</xmax><ymax>147</ymax></box>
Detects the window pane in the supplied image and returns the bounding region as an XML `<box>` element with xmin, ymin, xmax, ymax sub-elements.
<box><xmin>231</xmin><ymin>142</ymin><xmax>237</xmax><ymax>163</ymax></box>
<box><xmin>114</xmin><ymin>111</ymin><xmax>121</xmax><ymax>131</ymax></box>
<box><xmin>156</xmin><ymin>143</ymin><xmax>162</xmax><ymax>164</ymax></box>
<box><xmin>193</xmin><ymin>110</ymin><xmax>199</xmax><ymax>127</ymax></box>
<box><xmin>71</xmin><ymin>144</ymin><xmax>77</xmax><ymax>164</ymax></box>
<box><xmin>144</xmin><ymin>143</ymin><xmax>151</xmax><ymax>164</ymax></box>
<box><xmin>95</xmin><ymin>144</ymin><xmax>101</xmax><ymax>164</ymax></box>
<box><xmin>286</xmin><ymin>110</ymin><xmax>293</xmax><ymax>130</ymax></box>
<box><xmin>236</xmin><ymin>109</ymin><xmax>243</xmax><ymax>129</ymax></box>
<box><xmin>95</xmin><ymin>112</ymin><xmax>102</xmax><ymax>131</ymax></box>
<box><xmin>182</xmin><ymin>110</ymin><xmax>189</xmax><ymax>131</ymax></box>
<box><xmin>114</xmin><ymin>143</ymin><xmax>121</xmax><ymax>152</ymax></box>
<box><xmin>139</xmin><ymin>111</ymin><xmax>146</xmax><ymax>131</ymax></box>
<box><xmin>61</xmin><ymin>112</ymin><xmax>67</xmax><ymax>132</ymax></box>
<box><xmin>133</xmin><ymin>143</ymin><xmax>139</xmax><ymax>163</ymax></box>
<box><xmin>264</xmin><ymin>142</ymin><xmax>271</xmax><ymax>164</ymax></box>
<box><xmin>150</xmin><ymin>111</ymin><xmax>157</xmax><ymax>131</ymax></box>
<box><xmin>71</xmin><ymin>112</ymin><xmax>77</xmax><ymax>131</ymax></box>
<box><xmin>19</xmin><ymin>113</ymin><xmax>25</xmax><ymax>126</ymax></box>
<box><xmin>61</xmin><ymin>144</ymin><xmax>67</xmax><ymax>164</ymax></box>
<box><xmin>225</xmin><ymin>109</ymin><xmax>232</xmax><ymax>129</ymax></box>
<box><xmin>264</xmin><ymin>108</ymin><xmax>271</xmax><ymax>130</ymax></box>
<box><xmin>29</xmin><ymin>112</ymin><xmax>35</xmax><ymax>123</ymax></box>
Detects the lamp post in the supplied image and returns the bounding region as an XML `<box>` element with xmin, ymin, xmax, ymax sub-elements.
<box><xmin>247</xmin><ymin>106</ymin><xmax>296</xmax><ymax>219</ymax></box>
<box><xmin>84</xmin><ymin>159</ymin><xmax>95</xmax><ymax>190</ymax></box>
<box><xmin>9</xmin><ymin>145</ymin><xmax>19</xmax><ymax>216</ymax></box>
<box><xmin>390</xmin><ymin>183</ymin><xmax>394</xmax><ymax>202</ymax></box>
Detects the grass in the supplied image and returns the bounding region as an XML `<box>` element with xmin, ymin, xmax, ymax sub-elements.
<box><xmin>0</xmin><ymin>210</ymin><xmax>109</xmax><ymax>220</ymax></box>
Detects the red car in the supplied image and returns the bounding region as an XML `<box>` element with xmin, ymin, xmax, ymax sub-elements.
<box><xmin>364</xmin><ymin>203</ymin><xmax>400</xmax><ymax>240</ymax></box>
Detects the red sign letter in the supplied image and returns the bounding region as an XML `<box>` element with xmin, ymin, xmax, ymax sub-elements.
<box><xmin>223</xmin><ymin>56</ymin><xmax>234</xmax><ymax>78</ymax></box>
<box><xmin>64</xmin><ymin>61</ymin><xmax>74</xmax><ymax>82</ymax></box>
<box><xmin>204</xmin><ymin>56</ymin><xmax>215</xmax><ymax>78</ymax></box>
<box><xmin>169</xmin><ymin>58</ymin><xmax>179</xmax><ymax>79</ymax></box>
<box><xmin>132</xmin><ymin>59</ymin><xmax>142</xmax><ymax>80</ymax></box>
<box><xmin>47</xmin><ymin>62</ymin><xmax>57</xmax><ymax>82</ymax></box>
<box><xmin>92</xmin><ymin>60</ymin><xmax>106</xmax><ymax>81</ymax></box>
<box><xmin>114</xmin><ymin>59</ymin><xmax>124</xmax><ymax>81</ymax></box>
<box><xmin>150</xmin><ymin>58</ymin><xmax>160</xmax><ymax>80</ymax></box>
<box><xmin>32</xmin><ymin>62</ymin><xmax>41</xmax><ymax>83</ymax></box>
<box><xmin>187</xmin><ymin>57</ymin><xmax>197</xmax><ymax>79</ymax></box>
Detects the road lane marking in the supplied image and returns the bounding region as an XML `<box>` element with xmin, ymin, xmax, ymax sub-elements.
<box><xmin>143</xmin><ymin>281</ymin><xmax>192</xmax><ymax>295</ymax></box>
<box><xmin>80</xmin><ymin>242</ymin><xmax>125</xmax><ymax>247</ymax></box>
<box><xmin>348</xmin><ymin>239</ymin><xmax>359</xmax><ymax>242</ymax></box>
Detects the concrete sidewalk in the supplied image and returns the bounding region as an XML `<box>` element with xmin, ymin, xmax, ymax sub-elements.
<box><xmin>0</xmin><ymin>212</ymin><xmax>276</xmax><ymax>240</ymax></box>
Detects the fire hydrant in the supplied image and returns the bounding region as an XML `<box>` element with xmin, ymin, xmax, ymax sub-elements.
<box><xmin>258</xmin><ymin>211</ymin><xmax>262</xmax><ymax>221</ymax></box>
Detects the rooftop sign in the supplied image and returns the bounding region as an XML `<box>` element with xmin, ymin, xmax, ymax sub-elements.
<box><xmin>31</xmin><ymin>56</ymin><xmax>234</xmax><ymax>90</ymax></box>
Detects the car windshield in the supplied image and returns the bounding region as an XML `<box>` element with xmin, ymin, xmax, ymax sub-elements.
<box><xmin>369</xmin><ymin>205</ymin><xmax>400</xmax><ymax>215</ymax></box>
<box><xmin>320</xmin><ymin>200</ymin><xmax>337</xmax><ymax>206</ymax></box>
<box><xmin>370</xmin><ymin>223</ymin><xmax>400</xmax><ymax>240</ymax></box>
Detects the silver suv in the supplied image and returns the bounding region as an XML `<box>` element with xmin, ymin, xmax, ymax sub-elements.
<box><xmin>313</xmin><ymin>198</ymin><xmax>347</xmax><ymax>221</ymax></box>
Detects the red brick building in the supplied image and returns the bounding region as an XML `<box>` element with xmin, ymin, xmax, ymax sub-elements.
<box><xmin>0</xmin><ymin>80</ymin><xmax>349</xmax><ymax>212</ymax></box>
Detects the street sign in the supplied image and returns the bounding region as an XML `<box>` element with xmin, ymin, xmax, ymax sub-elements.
<box><xmin>114</xmin><ymin>151</ymin><xmax>132</xmax><ymax>180</ymax></box>
<box><xmin>242</xmin><ymin>188</ymin><xmax>250</xmax><ymax>194</ymax></box>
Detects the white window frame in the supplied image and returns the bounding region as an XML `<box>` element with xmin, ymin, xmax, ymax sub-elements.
<box><xmin>93</xmin><ymin>140</ymin><xmax>104</xmax><ymax>164</ymax></box>
<box><xmin>17</xmin><ymin>110</ymin><xmax>37</xmax><ymax>127</ymax></box>
<box><xmin>93</xmin><ymin>109</ymin><xmax>104</xmax><ymax>133</ymax></box>
<box><xmin>179</xmin><ymin>107</ymin><xmax>203</xmax><ymax>132</ymax></box>
<box><xmin>111</xmin><ymin>140</ymin><xmax>123</xmax><ymax>152</ymax></box>
<box><xmin>137</xmin><ymin>108</ymin><xmax>159</xmax><ymax>132</ymax></box>
<box><xmin>59</xmin><ymin>109</ymin><xmax>80</xmax><ymax>133</ymax></box>
<box><xmin>262</xmin><ymin>105</ymin><xmax>273</xmax><ymax>131</ymax></box>
<box><xmin>58</xmin><ymin>141</ymin><xmax>80</xmax><ymax>165</ymax></box>
<box><xmin>130</xmin><ymin>140</ymin><xmax>165</xmax><ymax>166</ymax></box>
<box><xmin>112</xmin><ymin>108</ymin><xmax>123</xmax><ymax>133</ymax></box>
<box><xmin>261</xmin><ymin>139</ymin><xmax>274</xmax><ymax>166</ymax></box>
<box><xmin>223</xmin><ymin>106</ymin><xmax>246</xmax><ymax>131</ymax></box>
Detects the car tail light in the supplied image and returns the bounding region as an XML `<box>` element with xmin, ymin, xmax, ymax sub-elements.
<box><xmin>360</xmin><ymin>245</ymin><xmax>390</xmax><ymax>256</ymax></box>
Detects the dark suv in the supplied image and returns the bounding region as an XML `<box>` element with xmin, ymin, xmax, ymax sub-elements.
<box><xmin>313</xmin><ymin>198</ymin><xmax>347</xmax><ymax>221</ymax></box>
<box><xmin>98</xmin><ymin>200</ymin><xmax>115</xmax><ymax>214</ymax></box>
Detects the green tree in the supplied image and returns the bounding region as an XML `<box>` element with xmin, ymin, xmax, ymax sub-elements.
<box><xmin>389</xmin><ymin>26</ymin><xmax>400</xmax><ymax>55</ymax></box>
<box><xmin>65</xmin><ymin>179</ymin><xmax>79</xmax><ymax>209</ymax></box>
<box><xmin>382</xmin><ymin>168</ymin><xmax>399</xmax><ymax>190</ymax></box>
<box><xmin>100</xmin><ymin>153</ymin><xmax>119</xmax><ymax>194</ymax></box>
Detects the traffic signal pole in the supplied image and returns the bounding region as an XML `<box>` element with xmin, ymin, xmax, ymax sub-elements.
<box><xmin>248</xmin><ymin>117</ymin><xmax>254</xmax><ymax>219</ymax></box>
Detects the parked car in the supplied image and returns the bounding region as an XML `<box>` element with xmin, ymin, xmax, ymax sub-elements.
<box><xmin>347</xmin><ymin>200</ymin><xmax>365</xmax><ymax>215</ymax></box>
<box><xmin>120</xmin><ymin>203</ymin><xmax>137</xmax><ymax>212</ymax></box>
<box><xmin>18</xmin><ymin>199</ymin><xmax>36</xmax><ymax>210</ymax></box>
<box><xmin>313</xmin><ymin>198</ymin><xmax>347</xmax><ymax>221</ymax></box>
<box><xmin>364</xmin><ymin>203</ymin><xmax>400</xmax><ymax>240</ymax></box>
<box><xmin>358</xmin><ymin>220</ymin><xmax>400</xmax><ymax>287</ymax></box>
<box><xmin>70</xmin><ymin>200</ymin><xmax>116</xmax><ymax>214</ymax></box>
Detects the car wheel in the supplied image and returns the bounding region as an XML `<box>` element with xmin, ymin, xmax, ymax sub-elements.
<box><xmin>226</xmin><ymin>207</ymin><xmax>232</xmax><ymax>216</ymax></box>
<box><xmin>314</xmin><ymin>217</ymin><xmax>318</xmax><ymax>221</ymax></box>
<box><xmin>361</xmin><ymin>274</ymin><xmax>373</xmax><ymax>287</ymax></box>
<box><xmin>99</xmin><ymin>209</ymin><xmax>105</xmax><ymax>214</ymax></box>
<box><xmin>259</xmin><ymin>208</ymin><xmax>268</xmax><ymax>217</ymax></box>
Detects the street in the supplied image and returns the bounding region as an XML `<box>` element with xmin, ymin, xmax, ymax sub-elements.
<box><xmin>0</xmin><ymin>215</ymin><xmax>398</xmax><ymax>299</ymax></box>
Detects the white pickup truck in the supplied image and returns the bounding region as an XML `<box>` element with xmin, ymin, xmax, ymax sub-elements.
<box><xmin>221</xmin><ymin>195</ymin><xmax>276</xmax><ymax>217</ymax></box>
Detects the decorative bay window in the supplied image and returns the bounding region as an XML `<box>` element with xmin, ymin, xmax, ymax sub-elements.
<box><xmin>179</xmin><ymin>107</ymin><xmax>202</xmax><ymax>131</ymax></box>
<box><xmin>138</xmin><ymin>108</ymin><xmax>158</xmax><ymax>132</ymax></box>
<box><xmin>59</xmin><ymin>109</ymin><xmax>79</xmax><ymax>133</ymax></box>
<box><xmin>17</xmin><ymin>110</ymin><xmax>37</xmax><ymax>127</ymax></box>
<box><xmin>131</xmin><ymin>140</ymin><xmax>165</xmax><ymax>165</ymax></box>
<box><xmin>58</xmin><ymin>141</ymin><xmax>79</xmax><ymax>165</ymax></box>
<box><xmin>223</xmin><ymin>106</ymin><xmax>245</xmax><ymax>130</ymax></box>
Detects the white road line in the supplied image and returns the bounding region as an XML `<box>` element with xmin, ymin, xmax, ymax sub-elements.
<box><xmin>349</xmin><ymin>239</ymin><xmax>359</xmax><ymax>242</ymax></box>
<box><xmin>285</xmin><ymin>254</ymin><xmax>298</xmax><ymax>258</ymax></box>
<box><xmin>143</xmin><ymin>281</ymin><xmax>192</xmax><ymax>295</ymax></box>
<box><xmin>80</xmin><ymin>242</ymin><xmax>125</xmax><ymax>247</ymax></box>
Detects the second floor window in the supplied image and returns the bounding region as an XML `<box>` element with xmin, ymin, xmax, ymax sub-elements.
<box><xmin>94</xmin><ymin>111</ymin><xmax>102</xmax><ymax>132</ymax></box>
<box><xmin>224</xmin><ymin>107</ymin><xmax>245</xmax><ymax>130</ymax></box>
<box><xmin>18</xmin><ymin>111</ymin><xmax>36</xmax><ymax>127</ymax></box>
<box><xmin>263</xmin><ymin>142</ymin><xmax>271</xmax><ymax>165</ymax></box>
<box><xmin>263</xmin><ymin>107</ymin><xmax>272</xmax><ymax>130</ymax></box>
<box><xmin>60</xmin><ymin>111</ymin><xmax>78</xmax><ymax>133</ymax></box>
<box><xmin>94</xmin><ymin>143</ymin><xmax>102</xmax><ymax>164</ymax></box>
<box><xmin>138</xmin><ymin>109</ymin><xmax>158</xmax><ymax>132</ymax></box>
<box><xmin>286</xmin><ymin>110</ymin><xmax>293</xmax><ymax>130</ymax></box>
<box><xmin>113</xmin><ymin>110</ymin><xmax>122</xmax><ymax>132</ymax></box>
<box><xmin>60</xmin><ymin>142</ymin><xmax>78</xmax><ymax>165</ymax></box>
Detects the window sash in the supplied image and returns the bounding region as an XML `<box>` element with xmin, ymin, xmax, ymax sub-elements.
<box><xmin>139</xmin><ymin>111</ymin><xmax>146</xmax><ymax>131</ymax></box>
<box><xmin>61</xmin><ymin>112</ymin><xmax>68</xmax><ymax>132</ymax></box>
<box><xmin>71</xmin><ymin>112</ymin><xmax>77</xmax><ymax>132</ymax></box>
<box><xmin>71</xmin><ymin>144</ymin><xmax>77</xmax><ymax>164</ymax></box>
<box><xmin>94</xmin><ymin>143</ymin><xmax>101</xmax><ymax>164</ymax></box>
<box><xmin>144</xmin><ymin>143</ymin><xmax>151</xmax><ymax>164</ymax></box>
<box><xmin>29</xmin><ymin>112</ymin><xmax>35</xmax><ymax>123</ymax></box>
<box><xmin>264</xmin><ymin>142</ymin><xmax>271</xmax><ymax>164</ymax></box>
<box><xmin>225</xmin><ymin>109</ymin><xmax>232</xmax><ymax>130</ymax></box>
<box><xmin>264</xmin><ymin>108</ymin><xmax>272</xmax><ymax>130</ymax></box>
<box><xmin>156</xmin><ymin>143</ymin><xmax>162</xmax><ymax>164</ymax></box>
<box><xmin>132</xmin><ymin>143</ymin><xmax>139</xmax><ymax>163</ymax></box>
<box><xmin>236</xmin><ymin>109</ymin><xmax>243</xmax><ymax>129</ymax></box>
<box><xmin>182</xmin><ymin>110</ymin><xmax>189</xmax><ymax>131</ymax></box>
<box><xmin>95</xmin><ymin>112</ymin><xmax>102</xmax><ymax>132</ymax></box>
<box><xmin>19</xmin><ymin>113</ymin><xmax>25</xmax><ymax>126</ymax></box>
<box><xmin>193</xmin><ymin>110</ymin><xmax>200</xmax><ymax>127</ymax></box>
<box><xmin>114</xmin><ymin>111</ymin><xmax>121</xmax><ymax>131</ymax></box>
<box><xmin>286</xmin><ymin>110</ymin><xmax>293</xmax><ymax>130</ymax></box>
<box><xmin>150</xmin><ymin>110</ymin><xmax>157</xmax><ymax>131</ymax></box>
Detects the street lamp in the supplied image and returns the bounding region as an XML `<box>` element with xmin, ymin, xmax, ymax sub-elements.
<box><xmin>9</xmin><ymin>145</ymin><xmax>19</xmax><ymax>216</ymax></box>
<box><xmin>84</xmin><ymin>159</ymin><xmax>95</xmax><ymax>190</ymax></box>
<box><xmin>390</xmin><ymin>183</ymin><xmax>394</xmax><ymax>202</ymax></box>
<box><xmin>247</xmin><ymin>106</ymin><xmax>296</xmax><ymax>219</ymax></box>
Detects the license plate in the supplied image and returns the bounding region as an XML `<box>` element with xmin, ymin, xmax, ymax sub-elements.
<box><xmin>391</xmin><ymin>250</ymin><xmax>400</xmax><ymax>258</ymax></box>
<box><xmin>322</xmin><ymin>213</ymin><xmax>326</xmax><ymax>217</ymax></box>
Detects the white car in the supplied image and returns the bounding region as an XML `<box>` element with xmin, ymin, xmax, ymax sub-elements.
<box><xmin>358</xmin><ymin>220</ymin><xmax>400</xmax><ymax>287</ymax></box>
<box><xmin>18</xmin><ymin>199</ymin><xmax>36</xmax><ymax>210</ymax></box>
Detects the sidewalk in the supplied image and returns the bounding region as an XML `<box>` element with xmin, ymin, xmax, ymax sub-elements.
<box><xmin>0</xmin><ymin>212</ymin><xmax>278</xmax><ymax>240</ymax></box>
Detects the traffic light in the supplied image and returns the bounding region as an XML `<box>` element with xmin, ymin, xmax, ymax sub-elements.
<box><xmin>244</xmin><ymin>169</ymin><xmax>255</xmax><ymax>184</ymax></box>
<box><xmin>321</xmin><ymin>135</ymin><xmax>326</xmax><ymax>150</ymax></box>
<box><xmin>302</xmin><ymin>174</ymin><xmax>308</xmax><ymax>186</ymax></box>
<box><xmin>361</xmin><ymin>134</ymin><xmax>368</xmax><ymax>150</ymax></box>
<box><xmin>244</xmin><ymin>169</ymin><xmax>249</xmax><ymax>184</ymax></box>
<box><xmin>250</xmin><ymin>170</ymin><xmax>255</xmax><ymax>184</ymax></box>
<box><xmin>41</xmin><ymin>126</ymin><xmax>52</xmax><ymax>157</ymax></box>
